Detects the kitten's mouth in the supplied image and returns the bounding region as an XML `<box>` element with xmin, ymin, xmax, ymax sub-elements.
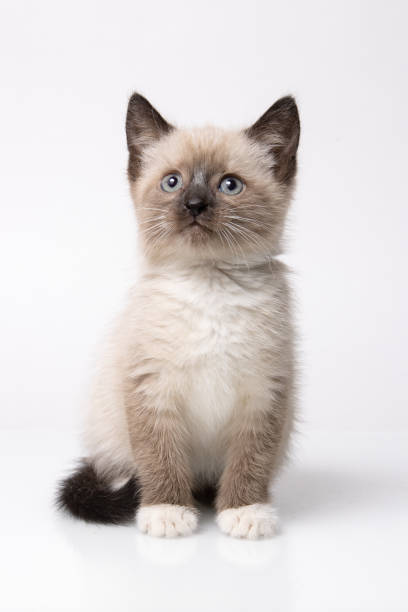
<box><xmin>183</xmin><ymin>220</ymin><xmax>213</xmax><ymax>234</ymax></box>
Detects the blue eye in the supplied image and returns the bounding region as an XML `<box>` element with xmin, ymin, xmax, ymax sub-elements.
<box><xmin>219</xmin><ymin>176</ymin><xmax>244</xmax><ymax>195</ymax></box>
<box><xmin>161</xmin><ymin>173</ymin><xmax>183</xmax><ymax>192</ymax></box>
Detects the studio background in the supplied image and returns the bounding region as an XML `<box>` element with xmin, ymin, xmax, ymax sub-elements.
<box><xmin>1</xmin><ymin>0</ymin><xmax>407</xmax><ymax>435</ymax></box>
<box><xmin>0</xmin><ymin>2</ymin><xmax>407</xmax><ymax>612</ymax></box>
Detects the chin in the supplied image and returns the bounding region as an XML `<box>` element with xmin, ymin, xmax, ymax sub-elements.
<box><xmin>185</xmin><ymin>221</ymin><xmax>212</xmax><ymax>241</ymax></box>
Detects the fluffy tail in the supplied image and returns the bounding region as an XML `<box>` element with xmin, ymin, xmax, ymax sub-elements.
<box><xmin>56</xmin><ymin>461</ymin><xmax>140</xmax><ymax>524</ymax></box>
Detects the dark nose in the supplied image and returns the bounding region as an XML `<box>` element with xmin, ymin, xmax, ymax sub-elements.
<box><xmin>185</xmin><ymin>197</ymin><xmax>208</xmax><ymax>217</ymax></box>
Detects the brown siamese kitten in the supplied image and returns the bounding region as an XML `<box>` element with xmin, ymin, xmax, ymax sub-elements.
<box><xmin>57</xmin><ymin>93</ymin><xmax>300</xmax><ymax>539</ymax></box>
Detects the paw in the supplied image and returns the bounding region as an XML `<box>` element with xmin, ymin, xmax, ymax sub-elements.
<box><xmin>137</xmin><ymin>504</ymin><xmax>198</xmax><ymax>537</ymax></box>
<box><xmin>217</xmin><ymin>503</ymin><xmax>278</xmax><ymax>539</ymax></box>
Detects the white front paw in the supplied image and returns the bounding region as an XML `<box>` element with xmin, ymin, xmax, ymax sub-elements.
<box><xmin>137</xmin><ymin>504</ymin><xmax>198</xmax><ymax>537</ymax></box>
<box><xmin>217</xmin><ymin>504</ymin><xmax>278</xmax><ymax>539</ymax></box>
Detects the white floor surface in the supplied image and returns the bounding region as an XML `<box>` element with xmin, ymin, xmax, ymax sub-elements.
<box><xmin>1</xmin><ymin>428</ymin><xmax>407</xmax><ymax>612</ymax></box>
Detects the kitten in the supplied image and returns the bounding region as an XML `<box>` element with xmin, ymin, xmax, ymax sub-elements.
<box><xmin>57</xmin><ymin>93</ymin><xmax>300</xmax><ymax>539</ymax></box>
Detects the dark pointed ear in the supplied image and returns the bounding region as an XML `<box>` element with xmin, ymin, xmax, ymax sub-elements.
<box><xmin>126</xmin><ymin>93</ymin><xmax>174</xmax><ymax>181</ymax></box>
<box><xmin>245</xmin><ymin>96</ymin><xmax>300</xmax><ymax>184</ymax></box>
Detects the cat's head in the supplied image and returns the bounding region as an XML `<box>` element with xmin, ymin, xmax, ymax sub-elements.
<box><xmin>126</xmin><ymin>93</ymin><xmax>300</xmax><ymax>265</ymax></box>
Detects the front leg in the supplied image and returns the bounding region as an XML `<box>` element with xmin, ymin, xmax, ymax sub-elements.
<box><xmin>216</xmin><ymin>390</ymin><xmax>291</xmax><ymax>539</ymax></box>
<box><xmin>126</xmin><ymin>388</ymin><xmax>197</xmax><ymax>537</ymax></box>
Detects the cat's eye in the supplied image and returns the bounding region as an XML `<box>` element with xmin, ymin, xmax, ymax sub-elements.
<box><xmin>161</xmin><ymin>173</ymin><xmax>183</xmax><ymax>193</ymax></box>
<box><xmin>219</xmin><ymin>176</ymin><xmax>244</xmax><ymax>195</ymax></box>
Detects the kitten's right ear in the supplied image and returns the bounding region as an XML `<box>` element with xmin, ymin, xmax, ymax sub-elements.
<box><xmin>126</xmin><ymin>93</ymin><xmax>173</xmax><ymax>181</ymax></box>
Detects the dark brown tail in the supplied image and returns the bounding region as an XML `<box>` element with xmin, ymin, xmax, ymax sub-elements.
<box><xmin>56</xmin><ymin>461</ymin><xmax>140</xmax><ymax>524</ymax></box>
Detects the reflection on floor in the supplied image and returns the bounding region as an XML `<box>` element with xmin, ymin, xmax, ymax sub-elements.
<box><xmin>1</xmin><ymin>429</ymin><xmax>407</xmax><ymax>611</ymax></box>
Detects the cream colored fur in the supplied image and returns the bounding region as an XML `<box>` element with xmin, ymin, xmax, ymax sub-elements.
<box><xmin>81</xmin><ymin>104</ymin><xmax>299</xmax><ymax>538</ymax></box>
<box><xmin>84</xmin><ymin>256</ymin><xmax>293</xmax><ymax>483</ymax></box>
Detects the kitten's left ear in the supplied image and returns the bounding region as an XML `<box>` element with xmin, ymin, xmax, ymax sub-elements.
<box><xmin>246</xmin><ymin>96</ymin><xmax>300</xmax><ymax>184</ymax></box>
<box><xmin>126</xmin><ymin>93</ymin><xmax>174</xmax><ymax>181</ymax></box>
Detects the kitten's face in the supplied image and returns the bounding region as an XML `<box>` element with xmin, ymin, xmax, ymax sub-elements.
<box><xmin>126</xmin><ymin>95</ymin><xmax>300</xmax><ymax>264</ymax></box>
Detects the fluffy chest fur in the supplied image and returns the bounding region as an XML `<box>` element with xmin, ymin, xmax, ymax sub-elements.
<box><xmin>124</xmin><ymin>261</ymin><xmax>290</xmax><ymax>479</ymax></box>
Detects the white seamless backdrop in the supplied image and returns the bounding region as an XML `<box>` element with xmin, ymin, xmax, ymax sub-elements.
<box><xmin>1</xmin><ymin>0</ymin><xmax>407</xmax><ymax>433</ymax></box>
